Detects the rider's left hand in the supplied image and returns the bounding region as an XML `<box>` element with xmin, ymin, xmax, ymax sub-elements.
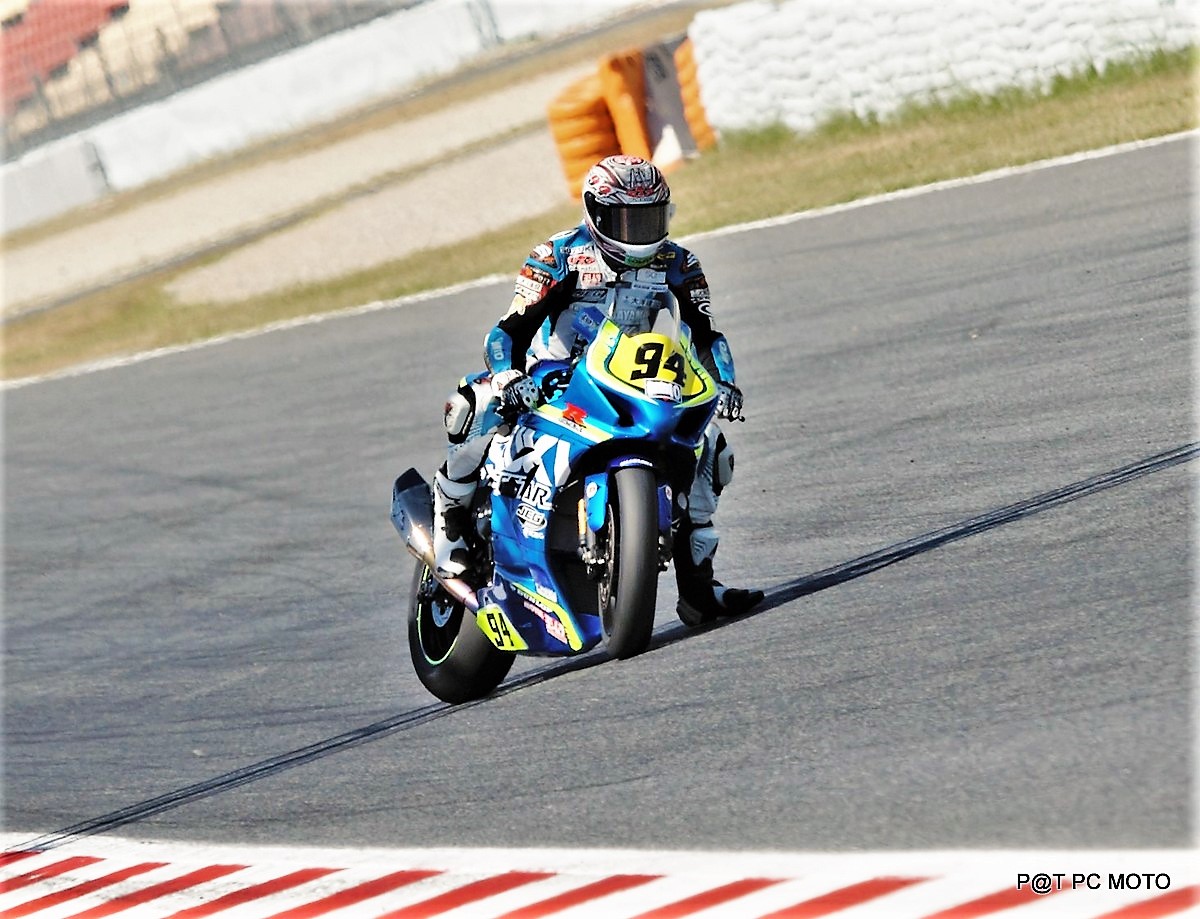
<box><xmin>716</xmin><ymin>382</ymin><xmax>745</xmax><ymax>422</ymax></box>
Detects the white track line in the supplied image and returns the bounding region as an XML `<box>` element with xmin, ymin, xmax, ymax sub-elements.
<box><xmin>1</xmin><ymin>274</ymin><xmax>509</xmax><ymax>392</ymax></box>
<box><xmin>683</xmin><ymin>128</ymin><xmax>1196</xmax><ymax>243</ymax></box>
<box><xmin>4</xmin><ymin>130</ymin><xmax>1193</xmax><ymax>394</ymax></box>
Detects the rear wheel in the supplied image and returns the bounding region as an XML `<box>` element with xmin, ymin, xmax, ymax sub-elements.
<box><xmin>599</xmin><ymin>465</ymin><xmax>659</xmax><ymax>659</ymax></box>
<box><xmin>408</xmin><ymin>563</ymin><xmax>514</xmax><ymax>704</ymax></box>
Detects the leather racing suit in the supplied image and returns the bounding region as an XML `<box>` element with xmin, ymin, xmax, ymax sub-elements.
<box><xmin>436</xmin><ymin>224</ymin><xmax>752</xmax><ymax>622</ymax></box>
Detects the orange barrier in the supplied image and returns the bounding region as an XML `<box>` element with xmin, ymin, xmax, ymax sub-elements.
<box><xmin>598</xmin><ymin>49</ymin><xmax>652</xmax><ymax>160</ymax></box>
<box><xmin>674</xmin><ymin>37</ymin><xmax>716</xmax><ymax>152</ymax></box>
<box><xmin>548</xmin><ymin>37</ymin><xmax>718</xmax><ymax>197</ymax></box>
<box><xmin>547</xmin><ymin>73</ymin><xmax>621</xmax><ymax>198</ymax></box>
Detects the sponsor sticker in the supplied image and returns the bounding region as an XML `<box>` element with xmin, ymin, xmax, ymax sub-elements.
<box><xmin>645</xmin><ymin>379</ymin><xmax>682</xmax><ymax>402</ymax></box>
<box><xmin>523</xmin><ymin>602</ymin><xmax>569</xmax><ymax>645</ymax></box>
<box><xmin>519</xmin><ymin>478</ymin><xmax>553</xmax><ymax>510</ymax></box>
<box><xmin>515</xmin><ymin>502</ymin><xmax>548</xmax><ymax>537</ymax></box>
<box><xmin>516</xmin><ymin>275</ymin><xmax>548</xmax><ymax>302</ymax></box>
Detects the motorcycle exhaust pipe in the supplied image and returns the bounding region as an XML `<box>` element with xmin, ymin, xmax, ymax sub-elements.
<box><xmin>391</xmin><ymin>469</ymin><xmax>480</xmax><ymax>612</ymax></box>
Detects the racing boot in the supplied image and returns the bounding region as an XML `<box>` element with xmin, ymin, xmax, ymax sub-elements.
<box><xmin>432</xmin><ymin>467</ymin><xmax>476</xmax><ymax>579</ymax></box>
<box><xmin>674</xmin><ymin>520</ymin><xmax>765</xmax><ymax>627</ymax></box>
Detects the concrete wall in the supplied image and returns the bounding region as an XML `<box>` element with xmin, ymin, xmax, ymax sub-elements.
<box><xmin>687</xmin><ymin>0</ymin><xmax>1196</xmax><ymax>133</ymax></box>
<box><xmin>7</xmin><ymin>0</ymin><xmax>1193</xmax><ymax>235</ymax></box>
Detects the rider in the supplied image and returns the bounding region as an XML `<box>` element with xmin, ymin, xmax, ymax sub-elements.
<box><xmin>432</xmin><ymin>154</ymin><xmax>764</xmax><ymax>625</ymax></box>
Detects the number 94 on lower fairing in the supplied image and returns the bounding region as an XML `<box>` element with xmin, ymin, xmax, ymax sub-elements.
<box><xmin>390</xmin><ymin>293</ymin><xmax>718</xmax><ymax>704</ymax></box>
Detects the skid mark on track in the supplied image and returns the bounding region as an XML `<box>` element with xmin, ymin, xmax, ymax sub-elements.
<box><xmin>7</xmin><ymin>443</ymin><xmax>1194</xmax><ymax>855</ymax></box>
<box><xmin>755</xmin><ymin>441</ymin><xmax>1198</xmax><ymax>612</ymax></box>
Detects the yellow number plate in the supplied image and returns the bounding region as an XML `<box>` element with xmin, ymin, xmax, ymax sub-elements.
<box><xmin>476</xmin><ymin>606</ymin><xmax>528</xmax><ymax>651</ymax></box>
<box><xmin>607</xmin><ymin>332</ymin><xmax>707</xmax><ymax>398</ymax></box>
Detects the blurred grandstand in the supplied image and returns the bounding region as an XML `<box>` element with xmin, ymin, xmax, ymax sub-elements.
<box><xmin>1</xmin><ymin>0</ymin><xmax>429</xmax><ymax>160</ymax></box>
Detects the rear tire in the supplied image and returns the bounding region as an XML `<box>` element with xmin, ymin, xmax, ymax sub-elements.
<box><xmin>599</xmin><ymin>465</ymin><xmax>659</xmax><ymax>659</ymax></box>
<box><xmin>408</xmin><ymin>563</ymin><xmax>514</xmax><ymax>704</ymax></box>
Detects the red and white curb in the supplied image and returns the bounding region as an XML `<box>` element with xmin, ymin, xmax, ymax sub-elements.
<box><xmin>1</xmin><ymin>836</ymin><xmax>1196</xmax><ymax>918</ymax></box>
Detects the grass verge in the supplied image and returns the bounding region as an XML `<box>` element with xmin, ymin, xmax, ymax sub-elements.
<box><xmin>2</xmin><ymin>47</ymin><xmax>1194</xmax><ymax>382</ymax></box>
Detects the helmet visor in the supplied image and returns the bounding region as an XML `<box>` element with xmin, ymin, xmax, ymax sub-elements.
<box><xmin>588</xmin><ymin>200</ymin><xmax>670</xmax><ymax>245</ymax></box>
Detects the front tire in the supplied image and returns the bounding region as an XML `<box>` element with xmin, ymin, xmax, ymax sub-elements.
<box><xmin>408</xmin><ymin>563</ymin><xmax>514</xmax><ymax>704</ymax></box>
<box><xmin>599</xmin><ymin>465</ymin><xmax>659</xmax><ymax>659</ymax></box>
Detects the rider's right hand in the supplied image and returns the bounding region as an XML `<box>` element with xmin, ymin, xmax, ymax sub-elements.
<box><xmin>492</xmin><ymin>369</ymin><xmax>540</xmax><ymax>415</ymax></box>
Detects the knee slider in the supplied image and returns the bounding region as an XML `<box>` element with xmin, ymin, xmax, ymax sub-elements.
<box><xmin>704</xmin><ymin>426</ymin><xmax>734</xmax><ymax>496</ymax></box>
<box><xmin>688</xmin><ymin>522</ymin><xmax>719</xmax><ymax>566</ymax></box>
<box><xmin>443</xmin><ymin>386</ymin><xmax>476</xmax><ymax>444</ymax></box>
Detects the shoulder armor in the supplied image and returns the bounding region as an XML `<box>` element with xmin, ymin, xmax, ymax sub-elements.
<box><xmin>525</xmin><ymin>225</ymin><xmax>593</xmax><ymax>283</ymax></box>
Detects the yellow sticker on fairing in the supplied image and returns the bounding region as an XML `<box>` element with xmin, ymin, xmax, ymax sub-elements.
<box><xmin>604</xmin><ymin>332</ymin><xmax>713</xmax><ymax>401</ymax></box>
<box><xmin>476</xmin><ymin>606</ymin><xmax>528</xmax><ymax>651</ymax></box>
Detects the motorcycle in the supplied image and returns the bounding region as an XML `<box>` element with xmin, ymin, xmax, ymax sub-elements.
<box><xmin>391</xmin><ymin>287</ymin><xmax>719</xmax><ymax>704</ymax></box>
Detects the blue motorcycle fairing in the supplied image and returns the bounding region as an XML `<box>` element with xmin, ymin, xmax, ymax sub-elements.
<box><xmin>481</xmin><ymin>408</ymin><xmax>606</xmax><ymax>654</ymax></box>
<box><xmin>475</xmin><ymin>307</ymin><xmax>718</xmax><ymax>656</ymax></box>
<box><xmin>481</xmin><ymin>441</ymin><xmax>679</xmax><ymax>655</ymax></box>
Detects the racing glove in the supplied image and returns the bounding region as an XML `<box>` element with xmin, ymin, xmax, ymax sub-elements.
<box><xmin>492</xmin><ymin>369</ymin><xmax>540</xmax><ymax>416</ymax></box>
<box><xmin>716</xmin><ymin>381</ymin><xmax>745</xmax><ymax>422</ymax></box>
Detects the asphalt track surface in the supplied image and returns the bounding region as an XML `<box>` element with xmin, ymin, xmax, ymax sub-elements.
<box><xmin>4</xmin><ymin>138</ymin><xmax>1193</xmax><ymax>854</ymax></box>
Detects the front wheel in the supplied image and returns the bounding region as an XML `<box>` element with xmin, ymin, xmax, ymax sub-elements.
<box><xmin>408</xmin><ymin>563</ymin><xmax>514</xmax><ymax>704</ymax></box>
<box><xmin>599</xmin><ymin>465</ymin><xmax>659</xmax><ymax>659</ymax></box>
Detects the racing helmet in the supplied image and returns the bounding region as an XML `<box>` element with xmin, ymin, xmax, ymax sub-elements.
<box><xmin>581</xmin><ymin>155</ymin><xmax>672</xmax><ymax>268</ymax></box>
